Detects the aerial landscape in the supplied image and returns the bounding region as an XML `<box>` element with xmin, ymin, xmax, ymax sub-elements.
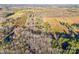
<box><xmin>0</xmin><ymin>4</ymin><xmax>79</xmax><ymax>54</ymax></box>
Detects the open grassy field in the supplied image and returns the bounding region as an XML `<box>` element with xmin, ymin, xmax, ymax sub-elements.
<box><xmin>0</xmin><ymin>5</ymin><xmax>79</xmax><ymax>54</ymax></box>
